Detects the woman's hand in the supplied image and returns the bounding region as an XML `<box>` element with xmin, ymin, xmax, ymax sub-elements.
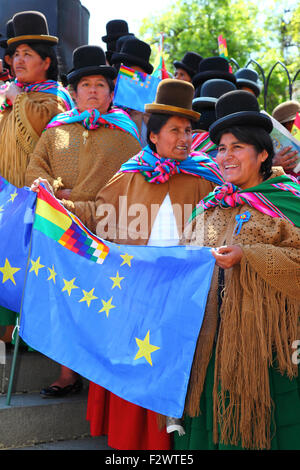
<box><xmin>211</xmin><ymin>245</ymin><xmax>243</xmax><ymax>269</ymax></box>
<box><xmin>273</xmin><ymin>146</ymin><xmax>298</xmax><ymax>171</ymax></box>
<box><xmin>4</xmin><ymin>82</ymin><xmax>22</xmax><ymax>104</ymax></box>
<box><xmin>30</xmin><ymin>177</ymin><xmax>54</xmax><ymax>196</ymax></box>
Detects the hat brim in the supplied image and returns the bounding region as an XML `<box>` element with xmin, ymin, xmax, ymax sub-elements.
<box><xmin>173</xmin><ymin>61</ymin><xmax>195</xmax><ymax>78</ymax></box>
<box><xmin>111</xmin><ymin>52</ymin><xmax>153</xmax><ymax>75</ymax></box>
<box><xmin>236</xmin><ymin>78</ymin><xmax>261</xmax><ymax>97</ymax></box>
<box><xmin>192</xmin><ymin>97</ymin><xmax>217</xmax><ymax>109</ymax></box>
<box><xmin>144</xmin><ymin>103</ymin><xmax>200</xmax><ymax>121</ymax></box>
<box><xmin>102</xmin><ymin>32</ymin><xmax>130</xmax><ymax>42</ymax></box>
<box><xmin>193</xmin><ymin>70</ymin><xmax>236</xmax><ymax>88</ymax></box>
<box><xmin>209</xmin><ymin>111</ymin><xmax>273</xmax><ymax>143</ymax></box>
<box><xmin>7</xmin><ymin>34</ymin><xmax>58</xmax><ymax>47</ymax></box>
<box><xmin>67</xmin><ymin>65</ymin><xmax>117</xmax><ymax>83</ymax></box>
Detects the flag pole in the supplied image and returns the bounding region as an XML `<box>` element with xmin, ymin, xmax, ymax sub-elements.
<box><xmin>6</xmin><ymin>198</ymin><xmax>36</xmax><ymax>406</ymax></box>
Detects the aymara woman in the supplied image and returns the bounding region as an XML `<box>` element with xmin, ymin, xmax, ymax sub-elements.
<box><xmin>175</xmin><ymin>90</ymin><xmax>300</xmax><ymax>450</ymax></box>
<box><xmin>27</xmin><ymin>44</ymin><xmax>141</xmax><ymax>397</ymax></box>
<box><xmin>0</xmin><ymin>11</ymin><xmax>74</xmax><ymax>188</ymax></box>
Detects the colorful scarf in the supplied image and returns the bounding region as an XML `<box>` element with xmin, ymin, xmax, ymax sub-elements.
<box><xmin>190</xmin><ymin>174</ymin><xmax>300</xmax><ymax>227</ymax></box>
<box><xmin>191</xmin><ymin>131</ymin><xmax>217</xmax><ymax>154</ymax></box>
<box><xmin>0</xmin><ymin>79</ymin><xmax>74</xmax><ymax>112</ymax></box>
<box><xmin>45</xmin><ymin>106</ymin><xmax>140</xmax><ymax>143</ymax></box>
<box><xmin>119</xmin><ymin>145</ymin><xmax>224</xmax><ymax>185</ymax></box>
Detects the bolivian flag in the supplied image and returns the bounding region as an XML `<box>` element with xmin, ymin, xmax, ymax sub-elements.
<box><xmin>34</xmin><ymin>187</ymin><xmax>109</xmax><ymax>264</ymax></box>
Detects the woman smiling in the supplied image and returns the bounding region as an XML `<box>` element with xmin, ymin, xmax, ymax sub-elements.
<box><xmin>175</xmin><ymin>90</ymin><xmax>300</xmax><ymax>451</ymax></box>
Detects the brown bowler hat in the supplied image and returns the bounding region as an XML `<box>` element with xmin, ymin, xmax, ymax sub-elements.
<box><xmin>144</xmin><ymin>79</ymin><xmax>200</xmax><ymax>121</ymax></box>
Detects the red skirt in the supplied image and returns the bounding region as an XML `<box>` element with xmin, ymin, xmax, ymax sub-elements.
<box><xmin>87</xmin><ymin>382</ymin><xmax>171</xmax><ymax>450</ymax></box>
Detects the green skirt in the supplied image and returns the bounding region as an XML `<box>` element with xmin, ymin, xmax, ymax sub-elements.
<box><xmin>0</xmin><ymin>306</ymin><xmax>17</xmax><ymax>326</ymax></box>
<box><xmin>174</xmin><ymin>353</ymin><xmax>300</xmax><ymax>450</ymax></box>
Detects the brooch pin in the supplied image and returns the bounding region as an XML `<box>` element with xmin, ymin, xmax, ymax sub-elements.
<box><xmin>233</xmin><ymin>210</ymin><xmax>251</xmax><ymax>235</ymax></box>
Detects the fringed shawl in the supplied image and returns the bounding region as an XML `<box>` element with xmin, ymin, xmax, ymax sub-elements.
<box><xmin>182</xmin><ymin>169</ymin><xmax>300</xmax><ymax>449</ymax></box>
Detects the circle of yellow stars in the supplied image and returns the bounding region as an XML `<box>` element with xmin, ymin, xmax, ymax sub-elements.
<box><xmin>0</xmin><ymin>248</ymin><xmax>160</xmax><ymax>367</ymax></box>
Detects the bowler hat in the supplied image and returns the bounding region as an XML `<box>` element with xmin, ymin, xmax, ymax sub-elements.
<box><xmin>272</xmin><ymin>100</ymin><xmax>300</xmax><ymax>124</ymax></box>
<box><xmin>235</xmin><ymin>68</ymin><xmax>261</xmax><ymax>97</ymax></box>
<box><xmin>192</xmin><ymin>56</ymin><xmax>236</xmax><ymax>90</ymax></box>
<box><xmin>145</xmin><ymin>79</ymin><xmax>200</xmax><ymax>121</ymax></box>
<box><xmin>209</xmin><ymin>90</ymin><xmax>273</xmax><ymax>142</ymax></box>
<box><xmin>192</xmin><ymin>79</ymin><xmax>237</xmax><ymax>109</ymax></box>
<box><xmin>173</xmin><ymin>52</ymin><xmax>203</xmax><ymax>79</ymax></box>
<box><xmin>192</xmin><ymin>79</ymin><xmax>237</xmax><ymax>131</ymax></box>
<box><xmin>106</xmin><ymin>34</ymin><xmax>135</xmax><ymax>64</ymax></box>
<box><xmin>0</xmin><ymin>19</ymin><xmax>14</xmax><ymax>49</ymax></box>
<box><xmin>102</xmin><ymin>20</ymin><xmax>130</xmax><ymax>43</ymax></box>
<box><xmin>67</xmin><ymin>45</ymin><xmax>117</xmax><ymax>84</ymax></box>
<box><xmin>7</xmin><ymin>11</ymin><xmax>58</xmax><ymax>48</ymax></box>
<box><xmin>111</xmin><ymin>38</ymin><xmax>153</xmax><ymax>75</ymax></box>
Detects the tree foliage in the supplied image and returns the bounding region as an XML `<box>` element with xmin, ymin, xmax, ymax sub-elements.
<box><xmin>138</xmin><ymin>0</ymin><xmax>300</xmax><ymax>112</ymax></box>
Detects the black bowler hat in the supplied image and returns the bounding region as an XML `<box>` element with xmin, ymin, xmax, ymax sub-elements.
<box><xmin>192</xmin><ymin>79</ymin><xmax>237</xmax><ymax>110</ymax></box>
<box><xmin>102</xmin><ymin>20</ymin><xmax>130</xmax><ymax>43</ymax></box>
<box><xmin>209</xmin><ymin>90</ymin><xmax>273</xmax><ymax>142</ymax></box>
<box><xmin>0</xmin><ymin>19</ymin><xmax>14</xmax><ymax>49</ymax></box>
<box><xmin>111</xmin><ymin>38</ymin><xmax>153</xmax><ymax>75</ymax></box>
<box><xmin>192</xmin><ymin>56</ymin><xmax>236</xmax><ymax>90</ymax></box>
<box><xmin>67</xmin><ymin>45</ymin><xmax>117</xmax><ymax>84</ymax></box>
<box><xmin>106</xmin><ymin>34</ymin><xmax>135</xmax><ymax>64</ymax></box>
<box><xmin>173</xmin><ymin>52</ymin><xmax>203</xmax><ymax>79</ymax></box>
<box><xmin>235</xmin><ymin>68</ymin><xmax>261</xmax><ymax>97</ymax></box>
<box><xmin>192</xmin><ymin>79</ymin><xmax>237</xmax><ymax>131</ymax></box>
<box><xmin>7</xmin><ymin>11</ymin><xmax>58</xmax><ymax>49</ymax></box>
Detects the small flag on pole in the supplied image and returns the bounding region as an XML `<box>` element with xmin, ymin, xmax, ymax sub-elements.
<box><xmin>152</xmin><ymin>33</ymin><xmax>170</xmax><ymax>80</ymax></box>
<box><xmin>218</xmin><ymin>35</ymin><xmax>232</xmax><ymax>72</ymax></box>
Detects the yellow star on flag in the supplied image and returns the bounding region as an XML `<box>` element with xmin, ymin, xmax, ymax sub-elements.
<box><xmin>99</xmin><ymin>297</ymin><xmax>115</xmax><ymax>317</ymax></box>
<box><xmin>62</xmin><ymin>277</ymin><xmax>79</xmax><ymax>296</ymax></box>
<box><xmin>134</xmin><ymin>331</ymin><xmax>160</xmax><ymax>366</ymax></box>
<box><xmin>8</xmin><ymin>190</ymin><xmax>18</xmax><ymax>203</ymax></box>
<box><xmin>110</xmin><ymin>271</ymin><xmax>124</xmax><ymax>289</ymax></box>
<box><xmin>0</xmin><ymin>258</ymin><xmax>20</xmax><ymax>285</ymax></box>
<box><xmin>79</xmin><ymin>288</ymin><xmax>98</xmax><ymax>307</ymax></box>
<box><xmin>29</xmin><ymin>257</ymin><xmax>45</xmax><ymax>276</ymax></box>
<box><xmin>120</xmin><ymin>253</ymin><xmax>133</xmax><ymax>267</ymax></box>
<box><xmin>47</xmin><ymin>265</ymin><xmax>57</xmax><ymax>284</ymax></box>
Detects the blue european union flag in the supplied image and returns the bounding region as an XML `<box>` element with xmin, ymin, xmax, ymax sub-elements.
<box><xmin>2</xmin><ymin>183</ymin><xmax>215</xmax><ymax>418</ymax></box>
<box><xmin>0</xmin><ymin>176</ymin><xmax>36</xmax><ymax>312</ymax></box>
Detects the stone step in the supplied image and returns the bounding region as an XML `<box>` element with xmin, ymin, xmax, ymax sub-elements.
<box><xmin>0</xmin><ymin>344</ymin><xmax>88</xmax><ymax>394</ymax></box>
<box><xmin>0</xmin><ymin>390</ymin><xmax>92</xmax><ymax>449</ymax></box>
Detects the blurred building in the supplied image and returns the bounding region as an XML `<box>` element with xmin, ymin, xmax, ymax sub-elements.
<box><xmin>0</xmin><ymin>0</ymin><xmax>89</xmax><ymax>74</ymax></box>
